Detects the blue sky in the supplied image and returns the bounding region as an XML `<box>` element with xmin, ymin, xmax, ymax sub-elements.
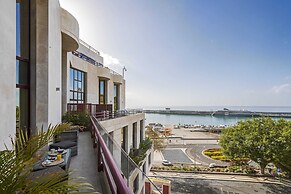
<box><xmin>60</xmin><ymin>0</ymin><xmax>291</xmax><ymax>108</ymax></box>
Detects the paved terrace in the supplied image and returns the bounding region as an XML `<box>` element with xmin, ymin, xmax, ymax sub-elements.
<box><xmin>69</xmin><ymin>131</ymin><xmax>104</xmax><ymax>193</ymax></box>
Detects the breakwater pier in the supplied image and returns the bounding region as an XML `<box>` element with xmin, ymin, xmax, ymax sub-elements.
<box><xmin>144</xmin><ymin>109</ymin><xmax>291</xmax><ymax>118</ymax></box>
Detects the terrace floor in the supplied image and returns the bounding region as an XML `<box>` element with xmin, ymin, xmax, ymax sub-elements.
<box><xmin>69</xmin><ymin>131</ymin><xmax>103</xmax><ymax>193</ymax></box>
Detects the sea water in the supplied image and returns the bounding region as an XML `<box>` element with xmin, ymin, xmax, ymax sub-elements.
<box><xmin>144</xmin><ymin>106</ymin><xmax>291</xmax><ymax>126</ymax></box>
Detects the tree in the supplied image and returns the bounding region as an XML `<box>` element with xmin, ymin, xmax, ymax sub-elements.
<box><xmin>220</xmin><ymin>117</ymin><xmax>276</xmax><ymax>174</ymax></box>
<box><xmin>271</xmin><ymin>119</ymin><xmax>291</xmax><ymax>176</ymax></box>
<box><xmin>145</xmin><ymin>126</ymin><xmax>165</xmax><ymax>151</ymax></box>
<box><xmin>0</xmin><ymin>124</ymin><xmax>97</xmax><ymax>194</ymax></box>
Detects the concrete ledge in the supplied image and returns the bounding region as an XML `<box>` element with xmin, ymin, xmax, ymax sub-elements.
<box><xmin>97</xmin><ymin>66</ymin><xmax>111</xmax><ymax>80</ymax></box>
<box><xmin>111</xmin><ymin>74</ymin><xmax>124</xmax><ymax>84</ymax></box>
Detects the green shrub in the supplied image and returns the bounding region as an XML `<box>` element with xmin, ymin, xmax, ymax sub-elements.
<box><xmin>182</xmin><ymin>166</ymin><xmax>189</xmax><ymax>171</ymax></box>
<box><xmin>246</xmin><ymin>169</ymin><xmax>257</xmax><ymax>174</ymax></box>
<box><xmin>216</xmin><ymin>168</ymin><xmax>221</xmax><ymax>172</ymax></box>
<box><xmin>62</xmin><ymin>111</ymin><xmax>90</xmax><ymax>129</ymax></box>
<box><xmin>235</xmin><ymin>169</ymin><xmax>242</xmax><ymax>173</ymax></box>
<box><xmin>129</xmin><ymin>138</ymin><xmax>152</xmax><ymax>166</ymax></box>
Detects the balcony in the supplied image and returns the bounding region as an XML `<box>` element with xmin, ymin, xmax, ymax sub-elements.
<box><xmin>67</xmin><ymin>103</ymin><xmax>143</xmax><ymax>121</ymax></box>
<box><xmin>66</xmin><ymin>104</ymin><xmax>162</xmax><ymax>193</ymax></box>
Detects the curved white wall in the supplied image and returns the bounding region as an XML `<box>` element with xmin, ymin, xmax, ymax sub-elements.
<box><xmin>61</xmin><ymin>8</ymin><xmax>79</xmax><ymax>51</ymax></box>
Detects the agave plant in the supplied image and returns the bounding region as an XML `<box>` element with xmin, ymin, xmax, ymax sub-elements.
<box><xmin>0</xmin><ymin>124</ymin><xmax>97</xmax><ymax>194</ymax></box>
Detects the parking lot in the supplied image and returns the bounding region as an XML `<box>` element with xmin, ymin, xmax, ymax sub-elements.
<box><xmin>162</xmin><ymin>148</ymin><xmax>193</xmax><ymax>164</ymax></box>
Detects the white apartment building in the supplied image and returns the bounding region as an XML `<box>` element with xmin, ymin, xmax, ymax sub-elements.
<box><xmin>0</xmin><ymin>0</ymin><xmax>154</xmax><ymax>193</ymax></box>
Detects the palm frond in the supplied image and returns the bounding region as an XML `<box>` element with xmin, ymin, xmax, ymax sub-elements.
<box><xmin>0</xmin><ymin>124</ymin><xmax>98</xmax><ymax>194</ymax></box>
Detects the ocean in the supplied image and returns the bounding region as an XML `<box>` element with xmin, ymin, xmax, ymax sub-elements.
<box><xmin>144</xmin><ymin>106</ymin><xmax>291</xmax><ymax>126</ymax></box>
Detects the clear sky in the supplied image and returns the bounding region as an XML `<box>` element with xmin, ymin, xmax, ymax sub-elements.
<box><xmin>60</xmin><ymin>0</ymin><xmax>291</xmax><ymax>108</ymax></box>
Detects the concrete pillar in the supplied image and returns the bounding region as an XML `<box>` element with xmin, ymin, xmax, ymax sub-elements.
<box><xmin>140</xmin><ymin>119</ymin><xmax>145</xmax><ymax>142</ymax></box>
<box><xmin>108</xmin><ymin>79</ymin><xmax>114</xmax><ymax>106</ymax></box>
<box><xmin>48</xmin><ymin>0</ymin><xmax>62</xmax><ymax>126</ymax></box>
<box><xmin>61</xmin><ymin>50</ymin><xmax>68</xmax><ymax>115</ymax></box>
<box><xmin>120</xmin><ymin>80</ymin><xmax>126</xmax><ymax>109</ymax></box>
<box><xmin>112</xmin><ymin>129</ymin><xmax>121</xmax><ymax>168</ymax></box>
<box><xmin>132</xmin><ymin>122</ymin><xmax>138</xmax><ymax>149</ymax></box>
<box><xmin>31</xmin><ymin>0</ymin><xmax>62</xmax><ymax>131</ymax></box>
<box><xmin>128</xmin><ymin>124</ymin><xmax>133</xmax><ymax>152</ymax></box>
<box><xmin>30</xmin><ymin>0</ymin><xmax>49</xmax><ymax>131</ymax></box>
<box><xmin>0</xmin><ymin>0</ymin><xmax>16</xmax><ymax>150</ymax></box>
<box><xmin>96</xmin><ymin>76</ymin><xmax>99</xmax><ymax>104</ymax></box>
<box><xmin>122</xmin><ymin>126</ymin><xmax>129</xmax><ymax>153</ymax></box>
<box><xmin>86</xmin><ymin>64</ymin><xmax>98</xmax><ymax>104</ymax></box>
<box><xmin>136</xmin><ymin>121</ymin><xmax>141</xmax><ymax>148</ymax></box>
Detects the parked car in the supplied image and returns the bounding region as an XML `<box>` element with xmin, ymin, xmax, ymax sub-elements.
<box><xmin>209</xmin><ymin>163</ymin><xmax>227</xmax><ymax>168</ymax></box>
<box><xmin>162</xmin><ymin>160</ymin><xmax>173</xmax><ymax>166</ymax></box>
<box><xmin>209</xmin><ymin>163</ymin><xmax>217</xmax><ymax>168</ymax></box>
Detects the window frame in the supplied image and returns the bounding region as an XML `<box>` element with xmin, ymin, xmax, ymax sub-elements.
<box><xmin>16</xmin><ymin>0</ymin><xmax>31</xmax><ymax>134</ymax></box>
<box><xmin>69</xmin><ymin>67</ymin><xmax>86</xmax><ymax>104</ymax></box>
<box><xmin>99</xmin><ymin>79</ymin><xmax>107</xmax><ymax>104</ymax></box>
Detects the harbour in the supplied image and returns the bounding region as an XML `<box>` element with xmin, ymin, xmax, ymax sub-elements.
<box><xmin>144</xmin><ymin>108</ymin><xmax>291</xmax><ymax>118</ymax></box>
<box><xmin>144</xmin><ymin>107</ymin><xmax>291</xmax><ymax>126</ymax></box>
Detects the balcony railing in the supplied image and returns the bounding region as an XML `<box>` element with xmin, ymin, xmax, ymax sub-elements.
<box><xmin>72</xmin><ymin>50</ymin><xmax>103</xmax><ymax>67</ymax></box>
<box><xmin>66</xmin><ymin>103</ymin><xmax>162</xmax><ymax>193</ymax></box>
<box><xmin>79</xmin><ymin>39</ymin><xmax>100</xmax><ymax>55</ymax></box>
<box><xmin>90</xmin><ymin>116</ymin><xmax>162</xmax><ymax>194</ymax></box>
<box><xmin>67</xmin><ymin>103</ymin><xmax>143</xmax><ymax>121</ymax></box>
<box><xmin>90</xmin><ymin>116</ymin><xmax>132</xmax><ymax>194</ymax></box>
<box><xmin>67</xmin><ymin>103</ymin><xmax>112</xmax><ymax>114</ymax></box>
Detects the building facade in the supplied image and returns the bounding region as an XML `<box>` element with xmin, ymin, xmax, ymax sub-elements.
<box><xmin>0</xmin><ymin>0</ymin><xmax>152</xmax><ymax>193</ymax></box>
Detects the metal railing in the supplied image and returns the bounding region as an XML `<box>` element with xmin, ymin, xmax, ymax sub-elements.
<box><xmin>67</xmin><ymin>103</ymin><xmax>112</xmax><ymax>115</ymax></box>
<box><xmin>72</xmin><ymin>51</ymin><xmax>103</xmax><ymax>67</ymax></box>
<box><xmin>71</xmin><ymin>50</ymin><xmax>123</xmax><ymax>77</ymax></box>
<box><xmin>110</xmin><ymin>69</ymin><xmax>121</xmax><ymax>76</ymax></box>
<box><xmin>67</xmin><ymin>103</ymin><xmax>143</xmax><ymax>121</ymax></box>
<box><xmin>90</xmin><ymin>116</ymin><xmax>132</xmax><ymax>194</ymax></box>
<box><xmin>66</xmin><ymin>103</ymin><xmax>162</xmax><ymax>193</ymax></box>
<box><xmin>90</xmin><ymin>116</ymin><xmax>162</xmax><ymax>194</ymax></box>
<box><xmin>79</xmin><ymin>39</ymin><xmax>100</xmax><ymax>55</ymax></box>
<box><xmin>94</xmin><ymin>109</ymin><xmax>145</xmax><ymax>121</ymax></box>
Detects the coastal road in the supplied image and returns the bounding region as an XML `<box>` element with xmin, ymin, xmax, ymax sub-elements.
<box><xmin>150</xmin><ymin>172</ymin><xmax>291</xmax><ymax>194</ymax></box>
<box><xmin>186</xmin><ymin>144</ymin><xmax>229</xmax><ymax>166</ymax></box>
<box><xmin>162</xmin><ymin>149</ymin><xmax>193</xmax><ymax>164</ymax></box>
<box><xmin>161</xmin><ymin>144</ymin><xmax>228</xmax><ymax>166</ymax></box>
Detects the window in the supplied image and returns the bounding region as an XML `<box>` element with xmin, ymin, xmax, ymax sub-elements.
<box><xmin>70</xmin><ymin>68</ymin><xmax>85</xmax><ymax>103</ymax></box>
<box><xmin>114</xmin><ymin>84</ymin><xmax>120</xmax><ymax>111</ymax></box>
<box><xmin>99</xmin><ymin>79</ymin><xmax>107</xmax><ymax>104</ymax></box>
<box><xmin>16</xmin><ymin>0</ymin><xmax>30</xmax><ymax>133</ymax></box>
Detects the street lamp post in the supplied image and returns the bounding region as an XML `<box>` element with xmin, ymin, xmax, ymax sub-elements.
<box><xmin>122</xmin><ymin>66</ymin><xmax>127</xmax><ymax>78</ymax></box>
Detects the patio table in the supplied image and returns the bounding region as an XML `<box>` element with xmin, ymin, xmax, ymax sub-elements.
<box><xmin>33</xmin><ymin>148</ymin><xmax>72</xmax><ymax>172</ymax></box>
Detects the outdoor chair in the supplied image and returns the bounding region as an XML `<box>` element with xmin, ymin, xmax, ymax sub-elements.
<box><xmin>49</xmin><ymin>130</ymin><xmax>78</xmax><ymax>156</ymax></box>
